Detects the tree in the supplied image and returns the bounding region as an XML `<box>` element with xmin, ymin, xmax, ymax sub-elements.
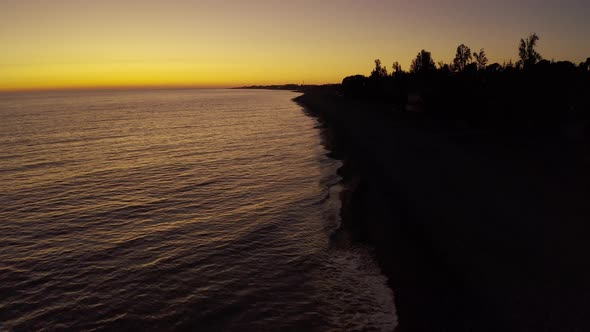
<box><xmin>518</xmin><ymin>33</ymin><xmax>542</xmax><ymax>68</ymax></box>
<box><xmin>410</xmin><ymin>50</ymin><xmax>436</xmax><ymax>74</ymax></box>
<box><xmin>370</xmin><ymin>59</ymin><xmax>388</xmax><ymax>78</ymax></box>
<box><xmin>487</xmin><ymin>63</ymin><xmax>502</xmax><ymax>73</ymax></box>
<box><xmin>452</xmin><ymin>44</ymin><xmax>472</xmax><ymax>72</ymax></box>
<box><xmin>473</xmin><ymin>48</ymin><xmax>488</xmax><ymax>70</ymax></box>
<box><xmin>437</xmin><ymin>61</ymin><xmax>451</xmax><ymax>73</ymax></box>
<box><xmin>392</xmin><ymin>61</ymin><xmax>402</xmax><ymax>75</ymax></box>
<box><xmin>342</xmin><ymin>75</ymin><xmax>368</xmax><ymax>97</ymax></box>
<box><xmin>504</xmin><ymin>59</ymin><xmax>515</xmax><ymax>71</ymax></box>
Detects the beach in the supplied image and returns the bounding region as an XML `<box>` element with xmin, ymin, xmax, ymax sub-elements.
<box><xmin>295</xmin><ymin>88</ymin><xmax>590</xmax><ymax>331</ymax></box>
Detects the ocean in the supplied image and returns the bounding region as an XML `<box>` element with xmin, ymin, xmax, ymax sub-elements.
<box><xmin>0</xmin><ymin>89</ymin><xmax>395</xmax><ymax>331</ymax></box>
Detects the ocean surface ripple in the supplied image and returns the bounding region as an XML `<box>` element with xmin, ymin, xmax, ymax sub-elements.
<box><xmin>0</xmin><ymin>89</ymin><xmax>396</xmax><ymax>331</ymax></box>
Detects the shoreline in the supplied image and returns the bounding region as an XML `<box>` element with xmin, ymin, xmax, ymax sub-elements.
<box><xmin>294</xmin><ymin>88</ymin><xmax>590</xmax><ymax>331</ymax></box>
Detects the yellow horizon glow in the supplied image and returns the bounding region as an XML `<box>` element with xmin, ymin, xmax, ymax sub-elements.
<box><xmin>2</xmin><ymin>0</ymin><xmax>589</xmax><ymax>92</ymax></box>
<box><xmin>1</xmin><ymin>61</ymin><xmax>339</xmax><ymax>92</ymax></box>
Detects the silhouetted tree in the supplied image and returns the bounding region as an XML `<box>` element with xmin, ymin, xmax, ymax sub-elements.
<box><xmin>392</xmin><ymin>61</ymin><xmax>402</xmax><ymax>75</ymax></box>
<box><xmin>452</xmin><ymin>44</ymin><xmax>472</xmax><ymax>72</ymax></box>
<box><xmin>410</xmin><ymin>50</ymin><xmax>436</xmax><ymax>74</ymax></box>
<box><xmin>370</xmin><ymin>59</ymin><xmax>388</xmax><ymax>78</ymax></box>
<box><xmin>473</xmin><ymin>48</ymin><xmax>488</xmax><ymax>70</ymax></box>
<box><xmin>342</xmin><ymin>75</ymin><xmax>368</xmax><ymax>97</ymax></box>
<box><xmin>486</xmin><ymin>63</ymin><xmax>502</xmax><ymax>73</ymax></box>
<box><xmin>518</xmin><ymin>33</ymin><xmax>542</xmax><ymax>68</ymax></box>
<box><xmin>437</xmin><ymin>61</ymin><xmax>451</xmax><ymax>74</ymax></box>
<box><xmin>503</xmin><ymin>60</ymin><xmax>515</xmax><ymax>70</ymax></box>
<box><xmin>464</xmin><ymin>63</ymin><xmax>478</xmax><ymax>73</ymax></box>
<box><xmin>537</xmin><ymin>59</ymin><xmax>551</xmax><ymax>69</ymax></box>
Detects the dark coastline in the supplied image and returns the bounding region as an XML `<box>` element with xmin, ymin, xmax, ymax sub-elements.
<box><xmin>294</xmin><ymin>88</ymin><xmax>590</xmax><ymax>331</ymax></box>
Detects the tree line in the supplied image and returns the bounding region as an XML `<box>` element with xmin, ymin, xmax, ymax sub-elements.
<box><xmin>366</xmin><ymin>34</ymin><xmax>588</xmax><ymax>77</ymax></box>
<box><xmin>341</xmin><ymin>34</ymin><xmax>590</xmax><ymax>138</ymax></box>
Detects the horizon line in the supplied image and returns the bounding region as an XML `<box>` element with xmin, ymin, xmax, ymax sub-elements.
<box><xmin>0</xmin><ymin>82</ymin><xmax>338</xmax><ymax>94</ymax></box>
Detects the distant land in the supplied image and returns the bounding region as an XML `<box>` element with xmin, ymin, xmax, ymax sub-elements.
<box><xmin>233</xmin><ymin>84</ymin><xmax>328</xmax><ymax>92</ymax></box>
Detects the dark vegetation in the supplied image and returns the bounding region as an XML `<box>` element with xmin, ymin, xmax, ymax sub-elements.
<box><xmin>296</xmin><ymin>34</ymin><xmax>590</xmax><ymax>331</ymax></box>
<box><xmin>234</xmin><ymin>84</ymin><xmax>305</xmax><ymax>90</ymax></box>
<box><xmin>341</xmin><ymin>34</ymin><xmax>590</xmax><ymax>139</ymax></box>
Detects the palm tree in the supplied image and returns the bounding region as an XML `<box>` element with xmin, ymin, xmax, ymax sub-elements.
<box><xmin>518</xmin><ymin>33</ymin><xmax>542</xmax><ymax>68</ymax></box>
<box><xmin>473</xmin><ymin>49</ymin><xmax>488</xmax><ymax>70</ymax></box>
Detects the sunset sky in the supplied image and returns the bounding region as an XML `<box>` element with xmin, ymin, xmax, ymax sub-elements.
<box><xmin>1</xmin><ymin>0</ymin><xmax>589</xmax><ymax>91</ymax></box>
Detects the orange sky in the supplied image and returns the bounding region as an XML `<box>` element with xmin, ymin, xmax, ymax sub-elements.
<box><xmin>1</xmin><ymin>0</ymin><xmax>589</xmax><ymax>91</ymax></box>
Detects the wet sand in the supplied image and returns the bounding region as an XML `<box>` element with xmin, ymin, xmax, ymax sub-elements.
<box><xmin>295</xmin><ymin>88</ymin><xmax>590</xmax><ymax>331</ymax></box>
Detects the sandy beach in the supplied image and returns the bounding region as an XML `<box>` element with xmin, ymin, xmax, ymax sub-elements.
<box><xmin>295</xmin><ymin>88</ymin><xmax>590</xmax><ymax>331</ymax></box>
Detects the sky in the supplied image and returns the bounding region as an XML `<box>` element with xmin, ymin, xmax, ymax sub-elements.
<box><xmin>1</xmin><ymin>0</ymin><xmax>589</xmax><ymax>91</ymax></box>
